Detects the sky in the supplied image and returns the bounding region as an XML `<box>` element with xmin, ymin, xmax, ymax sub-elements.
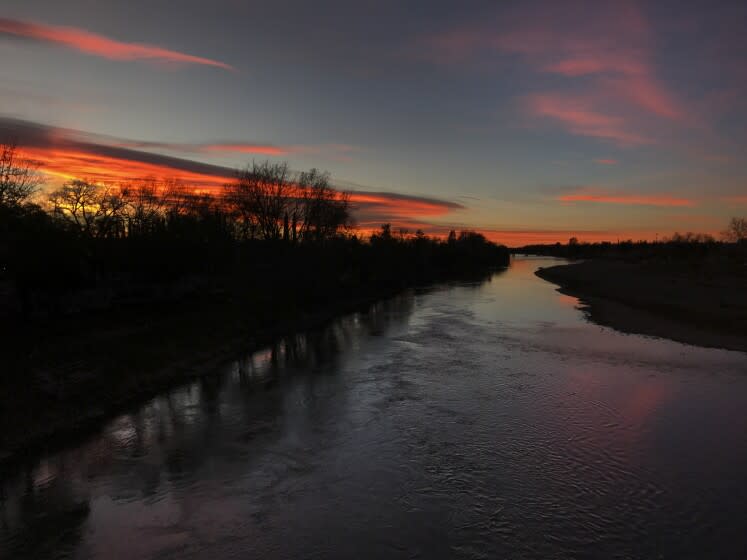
<box><xmin>1</xmin><ymin>0</ymin><xmax>745</xmax><ymax>245</ymax></box>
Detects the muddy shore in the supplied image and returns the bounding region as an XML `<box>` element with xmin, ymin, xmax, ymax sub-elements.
<box><xmin>536</xmin><ymin>260</ymin><xmax>747</xmax><ymax>353</ymax></box>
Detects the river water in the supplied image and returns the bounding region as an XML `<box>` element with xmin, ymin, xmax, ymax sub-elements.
<box><xmin>2</xmin><ymin>256</ymin><xmax>747</xmax><ymax>559</ymax></box>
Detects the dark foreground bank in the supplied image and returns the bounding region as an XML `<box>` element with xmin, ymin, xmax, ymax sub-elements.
<box><xmin>536</xmin><ymin>260</ymin><xmax>747</xmax><ymax>353</ymax></box>
<box><xmin>0</xmin><ymin>286</ymin><xmax>399</xmax><ymax>463</ymax></box>
<box><xmin>2</xmin><ymin>253</ymin><xmax>507</xmax><ymax>464</ymax></box>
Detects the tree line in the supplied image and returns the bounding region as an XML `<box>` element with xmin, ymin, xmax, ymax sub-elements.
<box><xmin>0</xmin><ymin>143</ymin><xmax>509</xmax><ymax>318</ymax></box>
<box><xmin>41</xmin><ymin>161</ymin><xmax>352</xmax><ymax>243</ymax></box>
<box><xmin>515</xmin><ymin>222</ymin><xmax>747</xmax><ymax>262</ymax></box>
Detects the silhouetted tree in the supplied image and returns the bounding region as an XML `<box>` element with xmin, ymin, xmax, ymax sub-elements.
<box><xmin>48</xmin><ymin>180</ymin><xmax>126</xmax><ymax>238</ymax></box>
<box><xmin>297</xmin><ymin>168</ymin><xmax>352</xmax><ymax>242</ymax></box>
<box><xmin>379</xmin><ymin>223</ymin><xmax>392</xmax><ymax>240</ymax></box>
<box><xmin>723</xmin><ymin>217</ymin><xmax>747</xmax><ymax>243</ymax></box>
<box><xmin>2</xmin><ymin>155</ymin><xmax>510</xmax><ymax>321</ymax></box>
<box><xmin>232</xmin><ymin>161</ymin><xmax>292</xmax><ymax>241</ymax></box>
<box><xmin>119</xmin><ymin>179</ymin><xmax>168</xmax><ymax>237</ymax></box>
<box><xmin>668</xmin><ymin>232</ymin><xmax>715</xmax><ymax>244</ymax></box>
<box><xmin>226</xmin><ymin>173</ymin><xmax>260</xmax><ymax>240</ymax></box>
<box><xmin>0</xmin><ymin>142</ymin><xmax>43</xmax><ymax>208</ymax></box>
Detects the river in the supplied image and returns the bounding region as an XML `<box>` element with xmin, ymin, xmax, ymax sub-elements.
<box><xmin>2</xmin><ymin>256</ymin><xmax>747</xmax><ymax>559</ymax></box>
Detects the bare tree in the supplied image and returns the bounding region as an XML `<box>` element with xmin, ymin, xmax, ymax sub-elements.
<box><xmin>226</xmin><ymin>161</ymin><xmax>352</xmax><ymax>243</ymax></box>
<box><xmin>297</xmin><ymin>168</ymin><xmax>351</xmax><ymax>242</ymax></box>
<box><xmin>120</xmin><ymin>179</ymin><xmax>168</xmax><ymax>236</ymax></box>
<box><xmin>48</xmin><ymin>180</ymin><xmax>125</xmax><ymax>237</ymax></box>
<box><xmin>231</xmin><ymin>161</ymin><xmax>292</xmax><ymax>241</ymax></box>
<box><xmin>722</xmin><ymin>217</ymin><xmax>747</xmax><ymax>243</ymax></box>
<box><xmin>226</xmin><ymin>175</ymin><xmax>260</xmax><ymax>240</ymax></box>
<box><xmin>96</xmin><ymin>187</ymin><xmax>127</xmax><ymax>238</ymax></box>
<box><xmin>160</xmin><ymin>180</ymin><xmax>196</xmax><ymax>218</ymax></box>
<box><xmin>0</xmin><ymin>142</ymin><xmax>44</xmax><ymax>207</ymax></box>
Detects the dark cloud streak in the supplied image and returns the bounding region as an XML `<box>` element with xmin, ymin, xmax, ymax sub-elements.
<box><xmin>0</xmin><ymin>116</ymin><xmax>463</xmax><ymax>221</ymax></box>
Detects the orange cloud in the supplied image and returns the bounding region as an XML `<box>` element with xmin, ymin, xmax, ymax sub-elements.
<box><xmin>352</xmin><ymin>192</ymin><xmax>462</xmax><ymax>218</ymax></box>
<box><xmin>1</xmin><ymin>117</ymin><xmax>360</xmax><ymax>179</ymax></box>
<box><xmin>20</xmin><ymin>143</ymin><xmax>463</xmax><ymax>231</ymax></box>
<box><xmin>202</xmin><ymin>143</ymin><xmax>359</xmax><ymax>161</ymax></box>
<box><xmin>595</xmin><ymin>158</ymin><xmax>618</xmax><ymax>165</ymax></box>
<box><xmin>0</xmin><ymin>17</ymin><xmax>232</xmax><ymax>70</ymax></box>
<box><xmin>1</xmin><ymin>116</ymin><xmax>460</xmax><ymax>230</ymax></box>
<box><xmin>558</xmin><ymin>187</ymin><xmax>695</xmax><ymax>207</ymax></box>
<box><xmin>23</xmin><ymin>146</ymin><xmax>232</xmax><ymax>188</ymax></box>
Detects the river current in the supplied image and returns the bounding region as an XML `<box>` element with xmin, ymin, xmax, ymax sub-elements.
<box><xmin>2</xmin><ymin>256</ymin><xmax>746</xmax><ymax>559</ymax></box>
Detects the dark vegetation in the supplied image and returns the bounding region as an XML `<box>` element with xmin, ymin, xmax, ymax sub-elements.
<box><xmin>522</xmin><ymin>223</ymin><xmax>747</xmax><ymax>353</ymax></box>
<box><xmin>0</xmin><ymin>142</ymin><xmax>508</xmax><ymax>459</ymax></box>
<box><xmin>2</xmin><ymin>146</ymin><xmax>508</xmax><ymax>320</ymax></box>
<box><xmin>513</xmin><ymin>224</ymin><xmax>747</xmax><ymax>264</ymax></box>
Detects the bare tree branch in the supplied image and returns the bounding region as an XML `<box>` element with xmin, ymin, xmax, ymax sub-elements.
<box><xmin>0</xmin><ymin>142</ymin><xmax>44</xmax><ymax>207</ymax></box>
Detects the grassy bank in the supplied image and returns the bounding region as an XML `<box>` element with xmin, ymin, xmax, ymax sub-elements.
<box><xmin>536</xmin><ymin>260</ymin><xmax>747</xmax><ymax>353</ymax></box>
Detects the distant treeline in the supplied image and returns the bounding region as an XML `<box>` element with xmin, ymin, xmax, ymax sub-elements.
<box><xmin>0</xmin><ymin>144</ymin><xmax>509</xmax><ymax>318</ymax></box>
<box><xmin>514</xmin><ymin>223</ymin><xmax>747</xmax><ymax>262</ymax></box>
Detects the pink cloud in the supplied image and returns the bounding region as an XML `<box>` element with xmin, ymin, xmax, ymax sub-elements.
<box><xmin>528</xmin><ymin>94</ymin><xmax>653</xmax><ymax>146</ymax></box>
<box><xmin>0</xmin><ymin>17</ymin><xmax>232</xmax><ymax>70</ymax></box>
<box><xmin>544</xmin><ymin>58</ymin><xmax>616</xmax><ymax>77</ymax></box>
<box><xmin>418</xmin><ymin>2</ymin><xmax>687</xmax><ymax>142</ymax></box>
<box><xmin>600</xmin><ymin>76</ymin><xmax>683</xmax><ymax>120</ymax></box>
<box><xmin>595</xmin><ymin>158</ymin><xmax>618</xmax><ymax>165</ymax></box>
<box><xmin>557</xmin><ymin>186</ymin><xmax>695</xmax><ymax>207</ymax></box>
<box><xmin>203</xmin><ymin>144</ymin><xmax>288</xmax><ymax>156</ymax></box>
<box><xmin>199</xmin><ymin>143</ymin><xmax>359</xmax><ymax>162</ymax></box>
<box><xmin>115</xmin><ymin>140</ymin><xmax>358</xmax><ymax>161</ymax></box>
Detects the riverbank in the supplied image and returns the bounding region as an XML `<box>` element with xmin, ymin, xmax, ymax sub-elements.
<box><xmin>536</xmin><ymin>260</ymin><xmax>747</xmax><ymax>353</ymax></box>
<box><xmin>0</xmin><ymin>284</ymin><xmax>418</xmax><ymax>465</ymax></box>
<box><xmin>2</xmin><ymin>218</ymin><xmax>509</xmax><ymax>464</ymax></box>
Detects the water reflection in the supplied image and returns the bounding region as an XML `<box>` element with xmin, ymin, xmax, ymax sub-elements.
<box><xmin>2</xmin><ymin>262</ymin><xmax>747</xmax><ymax>559</ymax></box>
<box><xmin>0</xmin><ymin>290</ymin><xmax>424</xmax><ymax>559</ymax></box>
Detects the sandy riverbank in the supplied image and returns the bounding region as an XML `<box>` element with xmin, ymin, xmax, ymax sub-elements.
<box><xmin>536</xmin><ymin>260</ymin><xmax>747</xmax><ymax>353</ymax></box>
